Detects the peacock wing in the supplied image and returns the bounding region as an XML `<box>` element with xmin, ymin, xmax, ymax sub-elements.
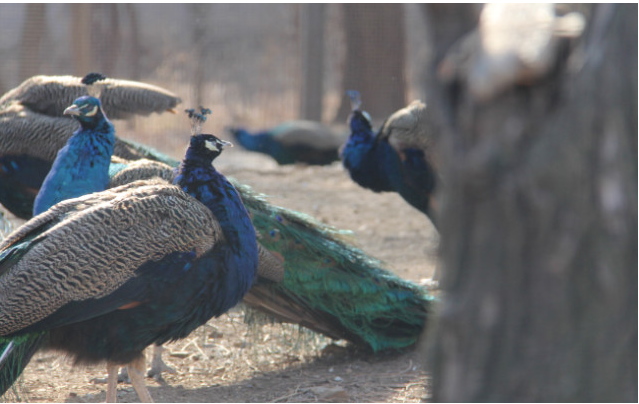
<box><xmin>378</xmin><ymin>100</ymin><xmax>430</xmax><ymax>151</ymax></box>
<box><xmin>98</xmin><ymin>77</ymin><xmax>182</xmax><ymax>119</ymax></box>
<box><xmin>108</xmin><ymin>158</ymin><xmax>175</xmax><ymax>188</ymax></box>
<box><xmin>378</xmin><ymin>100</ymin><xmax>443</xmax><ymax>175</ymax></box>
<box><xmin>0</xmin><ymin>75</ymin><xmax>181</xmax><ymax>120</ymax></box>
<box><xmin>0</xmin><ymin>180</ymin><xmax>222</xmax><ymax>336</ymax></box>
<box><xmin>0</xmin><ymin>102</ymin><xmax>78</xmax><ymax>162</ymax></box>
<box><xmin>0</xmin><ymin>75</ymin><xmax>83</xmax><ymax>117</ymax></box>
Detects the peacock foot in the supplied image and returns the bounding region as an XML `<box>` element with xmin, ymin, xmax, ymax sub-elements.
<box><xmin>147</xmin><ymin>344</ymin><xmax>176</xmax><ymax>381</ymax></box>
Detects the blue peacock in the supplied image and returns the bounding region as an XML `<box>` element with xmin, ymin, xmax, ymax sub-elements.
<box><xmin>340</xmin><ymin>90</ymin><xmax>439</xmax><ymax>228</ymax></box>
<box><xmin>0</xmin><ymin>76</ymin><xmax>433</xmax><ymax>378</ymax></box>
<box><xmin>0</xmin><ymin>132</ymin><xmax>258</xmax><ymax>402</ymax></box>
<box><xmin>0</xmin><ymin>74</ymin><xmax>181</xmax><ymax>219</ymax></box>
<box><xmin>227</xmin><ymin>120</ymin><xmax>344</xmax><ymax>165</ymax></box>
<box><xmin>13</xmin><ymin>85</ymin><xmax>280</xmax><ymax>387</ymax></box>
<box><xmin>33</xmin><ymin>94</ymin><xmax>114</xmax><ymax>215</ymax></box>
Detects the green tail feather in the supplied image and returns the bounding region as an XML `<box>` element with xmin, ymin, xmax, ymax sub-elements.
<box><xmin>0</xmin><ymin>334</ymin><xmax>46</xmax><ymax>397</ymax></box>
<box><xmin>237</xmin><ymin>183</ymin><xmax>434</xmax><ymax>352</ymax></box>
<box><xmin>114</xmin><ymin>138</ymin><xmax>434</xmax><ymax>351</ymax></box>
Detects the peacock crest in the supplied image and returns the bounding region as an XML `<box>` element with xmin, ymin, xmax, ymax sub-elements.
<box><xmin>81</xmin><ymin>72</ymin><xmax>107</xmax><ymax>98</ymax></box>
<box><xmin>185</xmin><ymin>106</ymin><xmax>212</xmax><ymax>135</ymax></box>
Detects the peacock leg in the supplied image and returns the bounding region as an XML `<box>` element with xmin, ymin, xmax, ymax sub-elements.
<box><xmin>127</xmin><ymin>354</ymin><xmax>154</xmax><ymax>403</ymax></box>
<box><xmin>147</xmin><ymin>344</ymin><xmax>176</xmax><ymax>381</ymax></box>
<box><xmin>117</xmin><ymin>367</ymin><xmax>130</xmax><ymax>383</ymax></box>
<box><xmin>105</xmin><ymin>362</ymin><xmax>119</xmax><ymax>403</ymax></box>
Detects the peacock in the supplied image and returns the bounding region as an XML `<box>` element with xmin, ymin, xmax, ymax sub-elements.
<box><xmin>226</xmin><ymin>120</ymin><xmax>344</xmax><ymax>165</ymax></box>
<box><xmin>0</xmin><ymin>74</ymin><xmax>182</xmax><ymax>219</ymax></box>
<box><xmin>0</xmin><ymin>76</ymin><xmax>433</xmax><ymax>357</ymax></box>
<box><xmin>0</xmin><ymin>133</ymin><xmax>263</xmax><ymax>402</ymax></box>
<box><xmin>340</xmin><ymin>90</ymin><xmax>439</xmax><ymax>227</ymax></box>
<box><xmin>33</xmin><ymin>95</ymin><xmax>114</xmax><ymax>215</ymax></box>
<box><xmin>24</xmin><ymin>92</ymin><xmax>282</xmax><ymax>383</ymax></box>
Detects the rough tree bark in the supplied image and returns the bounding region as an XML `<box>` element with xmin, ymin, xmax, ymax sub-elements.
<box><xmin>334</xmin><ymin>4</ymin><xmax>407</xmax><ymax>123</ymax></box>
<box><xmin>425</xmin><ymin>4</ymin><xmax>637</xmax><ymax>402</ymax></box>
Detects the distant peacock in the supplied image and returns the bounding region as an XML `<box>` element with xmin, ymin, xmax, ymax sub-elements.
<box><xmin>0</xmin><ymin>134</ymin><xmax>262</xmax><ymax>402</ymax></box>
<box><xmin>0</xmin><ymin>76</ymin><xmax>433</xmax><ymax>355</ymax></box>
<box><xmin>340</xmin><ymin>90</ymin><xmax>439</xmax><ymax>227</ymax></box>
<box><xmin>0</xmin><ymin>74</ymin><xmax>181</xmax><ymax>219</ymax></box>
<box><xmin>227</xmin><ymin>120</ymin><xmax>344</xmax><ymax>165</ymax></box>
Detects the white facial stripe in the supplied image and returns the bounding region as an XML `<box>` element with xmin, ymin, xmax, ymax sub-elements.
<box><xmin>85</xmin><ymin>105</ymin><xmax>98</xmax><ymax>116</ymax></box>
<box><xmin>204</xmin><ymin>140</ymin><xmax>219</xmax><ymax>152</ymax></box>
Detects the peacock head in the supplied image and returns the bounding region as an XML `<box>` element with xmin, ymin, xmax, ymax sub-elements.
<box><xmin>187</xmin><ymin>134</ymin><xmax>233</xmax><ymax>163</ymax></box>
<box><xmin>63</xmin><ymin>96</ymin><xmax>107</xmax><ymax>128</ymax></box>
<box><xmin>345</xmin><ymin>90</ymin><xmax>373</xmax><ymax>133</ymax></box>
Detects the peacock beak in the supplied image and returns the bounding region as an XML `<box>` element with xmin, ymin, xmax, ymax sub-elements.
<box><xmin>63</xmin><ymin>104</ymin><xmax>81</xmax><ymax>116</ymax></box>
<box><xmin>220</xmin><ymin>140</ymin><xmax>233</xmax><ymax>149</ymax></box>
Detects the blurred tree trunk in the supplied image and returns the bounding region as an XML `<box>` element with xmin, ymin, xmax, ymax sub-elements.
<box><xmin>190</xmin><ymin>3</ymin><xmax>209</xmax><ymax>107</ymax></box>
<box><xmin>123</xmin><ymin>4</ymin><xmax>141</xmax><ymax>80</ymax></box>
<box><xmin>102</xmin><ymin>4</ymin><xmax>121</xmax><ymax>75</ymax></box>
<box><xmin>19</xmin><ymin>4</ymin><xmax>47</xmax><ymax>80</ymax></box>
<box><xmin>426</xmin><ymin>4</ymin><xmax>637</xmax><ymax>402</ymax></box>
<box><xmin>334</xmin><ymin>4</ymin><xmax>406</xmax><ymax>123</ymax></box>
<box><xmin>299</xmin><ymin>3</ymin><xmax>325</xmax><ymax>121</ymax></box>
<box><xmin>420</xmin><ymin>4</ymin><xmax>480</xmax><ymax>106</ymax></box>
<box><xmin>70</xmin><ymin>4</ymin><xmax>93</xmax><ymax>76</ymax></box>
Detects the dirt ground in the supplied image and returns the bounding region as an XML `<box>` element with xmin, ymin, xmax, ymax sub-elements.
<box><xmin>2</xmin><ymin>143</ymin><xmax>440</xmax><ymax>403</ymax></box>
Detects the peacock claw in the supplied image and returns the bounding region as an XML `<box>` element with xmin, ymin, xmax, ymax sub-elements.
<box><xmin>147</xmin><ymin>345</ymin><xmax>176</xmax><ymax>381</ymax></box>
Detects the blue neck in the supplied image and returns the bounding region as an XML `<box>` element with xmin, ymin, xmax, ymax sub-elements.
<box><xmin>343</xmin><ymin>110</ymin><xmax>376</xmax><ymax>154</ymax></box>
<box><xmin>341</xmin><ymin>110</ymin><xmax>394</xmax><ymax>191</ymax></box>
<box><xmin>33</xmin><ymin>118</ymin><xmax>115</xmax><ymax>215</ymax></box>
<box><xmin>174</xmin><ymin>156</ymin><xmax>258</xmax><ymax>295</ymax></box>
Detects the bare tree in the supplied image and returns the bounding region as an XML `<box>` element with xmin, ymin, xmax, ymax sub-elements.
<box><xmin>424</xmin><ymin>4</ymin><xmax>637</xmax><ymax>401</ymax></box>
<box><xmin>334</xmin><ymin>4</ymin><xmax>407</xmax><ymax>123</ymax></box>
<box><xmin>19</xmin><ymin>4</ymin><xmax>47</xmax><ymax>80</ymax></box>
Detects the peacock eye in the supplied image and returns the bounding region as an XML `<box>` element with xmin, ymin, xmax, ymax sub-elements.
<box><xmin>204</xmin><ymin>140</ymin><xmax>219</xmax><ymax>152</ymax></box>
<box><xmin>83</xmin><ymin>105</ymin><xmax>98</xmax><ymax>116</ymax></box>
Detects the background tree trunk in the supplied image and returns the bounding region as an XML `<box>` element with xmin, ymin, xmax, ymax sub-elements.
<box><xmin>189</xmin><ymin>3</ymin><xmax>209</xmax><ymax>108</ymax></box>
<box><xmin>70</xmin><ymin>4</ymin><xmax>93</xmax><ymax>76</ymax></box>
<box><xmin>419</xmin><ymin>4</ymin><xmax>480</xmax><ymax>110</ymax></box>
<box><xmin>123</xmin><ymin>4</ymin><xmax>141</xmax><ymax>81</ymax></box>
<box><xmin>19</xmin><ymin>4</ymin><xmax>47</xmax><ymax>81</ymax></box>
<box><xmin>299</xmin><ymin>3</ymin><xmax>325</xmax><ymax>121</ymax></box>
<box><xmin>426</xmin><ymin>4</ymin><xmax>637</xmax><ymax>402</ymax></box>
<box><xmin>334</xmin><ymin>4</ymin><xmax>407</xmax><ymax>123</ymax></box>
